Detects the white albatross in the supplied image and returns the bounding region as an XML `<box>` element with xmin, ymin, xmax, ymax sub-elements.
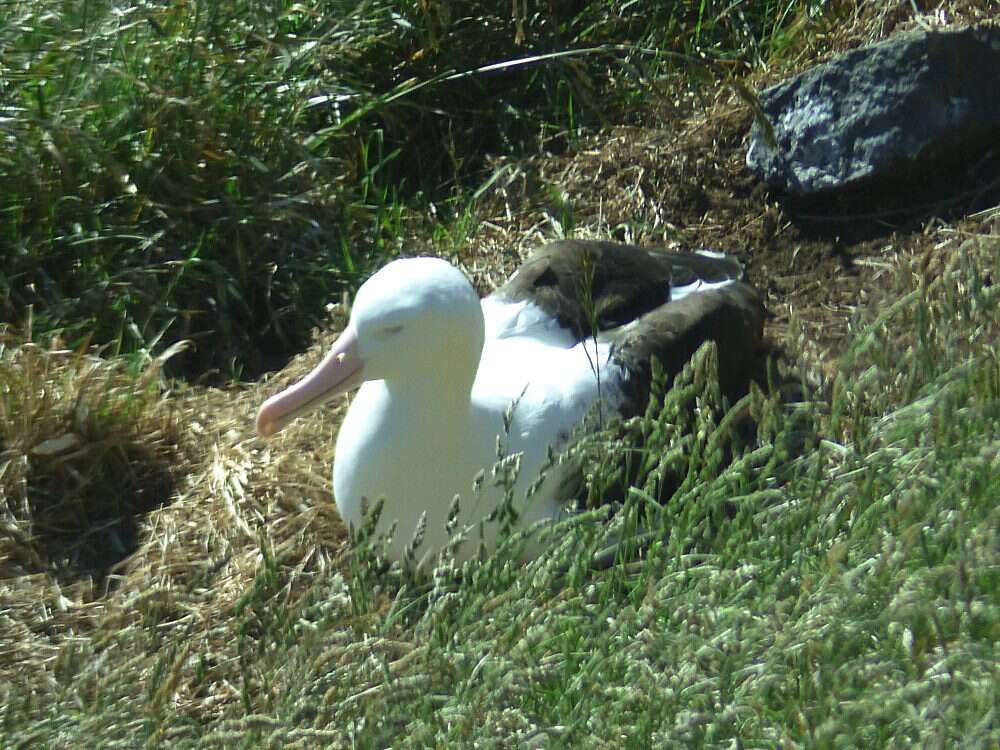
<box><xmin>256</xmin><ymin>240</ymin><xmax>764</xmax><ymax>562</ymax></box>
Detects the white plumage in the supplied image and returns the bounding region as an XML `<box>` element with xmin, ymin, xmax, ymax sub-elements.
<box><xmin>257</xmin><ymin>242</ymin><xmax>760</xmax><ymax>563</ymax></box>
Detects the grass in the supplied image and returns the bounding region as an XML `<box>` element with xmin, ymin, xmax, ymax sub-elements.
<box><xmin>2</xmin><ymin>0</ymin><xmax>999</xmax><ymax>747</ymax></box>
<box><xmin>0</xmin><ymin>327</ymin><xmax>181</xmax><ymax>580</ymax></box>
<box><xmin>2</xmin><ymin>231</ymin><xmax>998</xmax><ymax>747</ymax></box>
<box><xmin>0</xmin><ymin>0</ymin><xmax>830</xmax><ymax>380</ymax></box>
<box><xmin>2</xmin><ymin>0</ymin><xmax>407</xmax><ymax>380</ymax></box>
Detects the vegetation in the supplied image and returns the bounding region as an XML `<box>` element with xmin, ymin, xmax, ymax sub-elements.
<box><xmin>0</xmin><ymin>0</ymin><xmax>829</xmax><ymax>379</ymax></box>
<box><xmin>2</xmin><ymin>0</ymin><xmax>998</xmax><ymax>747</ymax></box>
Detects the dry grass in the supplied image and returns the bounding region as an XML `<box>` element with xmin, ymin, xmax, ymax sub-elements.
<box><xmin>0</xmin><ymin>321</ymin><xmax>353</xmax><ymax>722</ymax></box>
<box><xmin>0</xmin><ymin>333</ymin><xmax>179</xmax><ymax>686</ymax></box>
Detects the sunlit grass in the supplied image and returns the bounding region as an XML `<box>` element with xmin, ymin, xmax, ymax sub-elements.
<box><xmin>2</xmin><ymin>231</ymin><xmax>998</xmax><ymax>747</ymax></box>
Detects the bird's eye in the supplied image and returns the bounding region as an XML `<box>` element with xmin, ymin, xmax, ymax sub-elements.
<box><xmin>380</xmin><ymin>324</ymin><xmax>403</xmax><ymax>336</ymax></box>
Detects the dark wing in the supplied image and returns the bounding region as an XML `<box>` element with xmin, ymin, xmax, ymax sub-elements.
<box><xmin>495</xmin><ymin>239</ymin><xmax>765</xmax><ymax>410</ymax></box>
<box><xmin>495</xmin><ymin>239</ymin><xmax>746</xmax><ymax>341</ymax></box>
<box><xmin>607</xmin><ymin>280</ymin><xmax>765</xmax><ymax>411</ymax></box>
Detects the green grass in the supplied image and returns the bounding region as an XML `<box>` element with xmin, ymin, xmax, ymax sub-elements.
<box><xmin>1</xmin><ymin>0</ymin><xmax>827</xmax><ymax>380</ymax></box>
<box><xmin>2</xmin><ymin>237</ymin><xmax>998</xmax><ymax>747</ymax></box>
<box><xmin>3</xmin><ymin>1</ymin><xmax>999</xmax><ymax>747</ymax></box>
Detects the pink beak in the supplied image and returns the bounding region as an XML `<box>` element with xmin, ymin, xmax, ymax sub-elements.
<box><xmin>256</xmin><ymin>327</ymin><xmax>364</xmax><ymax>437</ymax></box>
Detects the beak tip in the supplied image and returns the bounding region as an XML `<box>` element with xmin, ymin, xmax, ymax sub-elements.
<box><xmin>256</xmin><ymin>410</ymin><xmax>276</xmax><ymax>438</ymax></box>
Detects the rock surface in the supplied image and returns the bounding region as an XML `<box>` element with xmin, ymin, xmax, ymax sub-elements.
<box><xmin>747</xmin><ymin>25</ymin><xmax>1000</xmax><ymax>195</ymax></box>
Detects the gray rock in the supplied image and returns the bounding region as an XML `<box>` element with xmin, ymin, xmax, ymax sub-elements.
<box><xmin>747</xmin><ymin>26</ymin><xmax>1000</xmax><ymax>195</ymax></box>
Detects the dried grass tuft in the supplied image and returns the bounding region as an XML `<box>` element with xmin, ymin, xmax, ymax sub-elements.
<box><xmin>0</xmin><ymin>332</ymin><xmax>181</xmax><ymax>691</ymax></box>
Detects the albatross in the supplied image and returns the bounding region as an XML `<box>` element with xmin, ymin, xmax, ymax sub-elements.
<box><xmin>256</xmin><ymin>240</ymin><xmax>764</xmax><ymax>562</ymax></box>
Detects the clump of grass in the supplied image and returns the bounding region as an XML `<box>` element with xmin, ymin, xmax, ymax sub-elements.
<box><xmin>0</xmin><ymin>327</ymin><xmax>181</xmax><ymax>581</ymax></box>
<box><xmin>1</xmin><ymin>0</ymin><xmax>397</xmax><ymax>381</ymax></box>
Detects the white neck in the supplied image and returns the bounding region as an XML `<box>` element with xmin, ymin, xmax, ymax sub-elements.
<box><xmin>383</xmin><ymin>351</ymin><xmax>480</xmax><ymax>410</ymax></box>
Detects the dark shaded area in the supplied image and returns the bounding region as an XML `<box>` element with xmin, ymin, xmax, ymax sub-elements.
<box><xmin>17</xmin><ymin>441</ymin><xmax>177</xmax><ymax>586</ymax></box>
<box><xmin>777</xmin><ymin>146</ymin><xmax>1000</xmax><ymax>243</ymax></box>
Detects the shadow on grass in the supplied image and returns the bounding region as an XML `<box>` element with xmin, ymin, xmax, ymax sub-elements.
<box><xmin>0</xmin><ymin>339</ymin><xmax>183</xmax><ymax>590</ymax></box>
<box><xmin>778</xmin><ymin>148</ymin><xmax>1000</xmax><ymax>244</ymax></box>
<box><xmin>20</xmin><ymin>441</ymin><xmax>177</xmax><ymax>585</ymax></box>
